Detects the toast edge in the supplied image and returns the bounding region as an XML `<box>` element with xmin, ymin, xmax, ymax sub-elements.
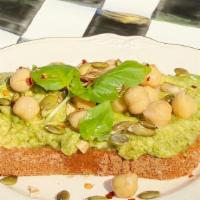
<box><xmin>0</xmin><ymin>137</ymin><xmax>200</xmax><ymax>180</ymax></box>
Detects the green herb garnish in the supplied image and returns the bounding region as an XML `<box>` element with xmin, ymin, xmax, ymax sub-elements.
<box><xmin>79</xmin><ymin>101</ymin><xmax>114</xmax><ymax>141</ymax></box>
<box><xmin>31</xmin><ymin>61</ymin><xmax>150</xmax><ymax>141</ymax></box>
<box><xmin>86</xmin><ymin>60</ymin><xmax>150</xmax><ymax>103</ymax></box>
<box><xmin>31</xmin><ymin>64</ymin><xmax>77</xmax><ymax>91</ymax></box>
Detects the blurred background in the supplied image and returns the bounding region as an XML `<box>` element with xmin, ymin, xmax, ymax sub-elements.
<box><xmin>0</xmin><ymin>0</ymin><xmax>199</xmax><ymax>48</ymax></box>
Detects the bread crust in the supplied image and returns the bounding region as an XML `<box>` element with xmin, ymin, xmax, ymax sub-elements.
<box><xmin>0</xmin><ymin>137</ymin><xmax>200</xmax><ymax>180</ymax></box>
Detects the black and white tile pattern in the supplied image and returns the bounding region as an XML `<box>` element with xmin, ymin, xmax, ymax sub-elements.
<box><xmin>0</xmin><ymin>0</ymin><xmax>199</xmax><ymax>49</ymax></box>
<box><xmin>0</xmin><ymin>0</ymin><xmax>44</xmax><ymax>35</ymax></box>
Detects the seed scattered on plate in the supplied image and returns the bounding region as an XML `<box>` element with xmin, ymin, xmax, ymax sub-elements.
<box><xmin>84</xmin><ymin>183</ymin><xmax>94</xmax><ymax>189</ymax></box>
<box><xmin>137</xmin><ymin>191</ymin><xmax>160</xmax><ymax>199</ymax></box>
<box><xmin>56</xmin><ymin>190</ymin><xmax>70</xmax><ymax>200</ymax></box>
<box><xmin>0</xmin><ymin>176</ymin><xmax>18</xmax><ymax>185</ymax></box>
<box><xmin>27</xmin><ymin>185</ymin><xmax>40</xmax><ymax>194</ymax></box>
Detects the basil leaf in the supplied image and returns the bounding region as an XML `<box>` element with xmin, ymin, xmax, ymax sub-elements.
<box><xmin>79</xmin><ymin>101</ymin><xmax>114</xmax><ymax>141</ymax></box>
<box><xmin>87</xmin><ymin>60</ymin><xmax>151</xmax><ymax>103</ymax></box>
<box><xmin>69</xmin><ymin>70</ymin><xmax>88</xmax><ymax>98</ymax></box>
<box><xmin>31</xmin><ymin>61</ymin><xmax>150</xmax><ymax>103</ymax></box>
<box><xmin>31</xmin><ymin>64</ymin><xmax>76</xmax><ymax>90</ymax></box>
<box><xmin>86</xmin><ymin>86</ymin><xmax>118</xmax><ymax>103</ymax></box>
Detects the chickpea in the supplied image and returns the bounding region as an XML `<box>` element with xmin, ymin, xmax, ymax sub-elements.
<box><xmin>112</xmin><ymin>97</ymin><xmax>127</xmax><ymax>113</ymax></box>
<box><xmin>144</xmin><ymin>86</ymin><xmax>159</xmax><ymax>102</ymax></box>
<box><xmin>68</xmin><ymin>110</ymin><xmax>86</xmax><ymax>130</ymax></box>
<box><xmin>72</xmin><ymin>96</ymin><xmax>95</xmax><ymax>109</ymax></box>
<box><xmin>10</xmin><ymin>68</ymin><xmax>32</xmax><ymax>92</ymax></box>
<box><xmin>143</xmin><ymin>100</ymin><xmax>172</xmax><ymax>126</ymax></box>
<box><xmin>172</xmin><ymin>91</ymin><xmax>197</xmax><ymax>119</ymax></box>
<box><xmin>124</xmin><ymin>86</ymin><xmax>150</xmax><ymax>114</ymax></box>
<box><xmin>143</xmin><ymin>65</ymin><xmax>162</xmax><ymax>87</ymax></box>
<box><xmin>112</xmin><ymin>173</ymin><xmax>138</xmax><ymax>198</ymax></box>
<box><xmin>13</xmin><ymin>96</ymin><xmax>40</xmax><ymax>121</ymax></box>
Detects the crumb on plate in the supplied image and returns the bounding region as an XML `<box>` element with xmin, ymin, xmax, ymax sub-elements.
<box><xmin>84</xmin><ymin>183</ymin><xmax>94</xmax><ymax>189</ymax></box>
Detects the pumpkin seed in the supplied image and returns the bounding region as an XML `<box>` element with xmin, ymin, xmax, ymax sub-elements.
<box><xmin>112</xmin><ymin>121</ymin><xmax>134</xmax><ymax>133</ymax></box>
<box><xmin>81</xmin><ymin>71</ymin><xmax>99</xmax><ymax>81</ymax></box>
<box><xmin>91</xmin><ymin>62</ymin><xmax>109</xmax><ymax>68</ymax></box>
<box><xmin>161</xmin><ymin>83</ymin><xmax>181</xmax><ymax>94</ymax></box>
<box><xmin>127</xmin><ymin>124</ymin><xmax>155</xmax><ymax>137</ymax></box>
<box><xmin>79</xmin><ymin>63</ymin><xmax>92</xmax><ymax>75</ymax></box>
<box><xmin>163</xmin><ymin>94</ymin><xmax>175</xmax><ymax>103</ymax></box>
<box><xmin>56</xmin><ymin>190</ymin><xmax>70</xmax><ymax>200</ymax></box>
<box><xmin>174</xmin><ymin>68</ymin><xmax>189</xmax><ymax>76</ymax></box>
<box><xmin>44</xmin><ymin>125</ymin><xmax>65</xmax><ymax>135</ymax></box>
<box><xmin>86</xmin><ymin>196</ymin><xmax>108</xmax><ymax>200</ymax></box>
<box><xmin>0</xmin><ymin>98</ymin><xmax>11</xmax><ymax>106</ymax></box>
<box><xmin>110</xmin><ymin>133</ymin><xmax>129</xmax><ymax>145</ymax></box>
<box><xmin>0</xmin><ymin>176</ymin><xmax>18</xmax><ymax>185</ymax></box>
<box><xmin>138</xmin><ymin>191</ymin><xmax>160</xmax><ymax>199</ymax></box>
<box><xmin>40</xmin><ymin>95</ymin><xmax>58</xmax><ymax>111</ymax></box>
<box><xmin>140</xmin><ymin>121</ymin><xmax>157</xmax><ymax>129</ymax></box>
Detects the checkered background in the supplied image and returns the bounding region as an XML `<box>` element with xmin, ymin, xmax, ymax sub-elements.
<box><xmin>0</xmin><ymin>0</ymin><xmax>200</xmax><ymax>49</ymax></box>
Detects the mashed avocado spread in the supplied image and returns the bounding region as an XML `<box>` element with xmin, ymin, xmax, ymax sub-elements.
<box><xmin>0</xmin><ymin>62</ymin><xmax>200</xmax><ymax>160</ymax></box>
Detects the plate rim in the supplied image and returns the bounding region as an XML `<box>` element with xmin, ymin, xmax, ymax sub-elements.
<box><xmin>0</xmin><ymin>33</ymin><xmax>200</xmax><ymax>52</ymax></box>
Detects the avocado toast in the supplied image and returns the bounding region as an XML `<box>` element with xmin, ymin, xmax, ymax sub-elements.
<box><xmin>0</xmin><ymin>60</ymin><xmax>200</xmax><ymax>180</ymax></box>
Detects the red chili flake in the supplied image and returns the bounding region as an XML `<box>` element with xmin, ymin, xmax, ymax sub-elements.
<box><xmin>26</xmin><ymin>77</ymin><xmax>33</xmax><ymax>86</ymax></box>
<box><xmin>188</xmin><ymin>174</ymin><xmax>194</xmax><ymax>178</ymax></box>
<box><xmin>105</xmin><ymin>191</ymin><xmax>115</xmax><ymax>199</ymax></box>
<box><xmin>128</xmin><ymin>198</ymin><xmax>135</xmax><ymax>200</ymax></box>
<box><xmin>146</xmin><ymin>76</ymin><xmax>151</xmax><ymax>81</ymax></box>
<box><xmin>82</xmin><ymin>59</ymin><xmax>88</xmax><ymax>64</ymax></box>
<box><xmin>41</xmin><ymin>73</ymin><xmax>48</xmax><ymax>79</ymax></box>
<box><xmin>191</xmin><ymin>85</ymin><xmax>197</xmax><ymax>88</ymax></box>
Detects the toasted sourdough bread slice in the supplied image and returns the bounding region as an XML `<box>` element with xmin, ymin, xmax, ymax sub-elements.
<box><xmin>0</xmin><ymin>137</ymin><xmax>200</xmax><ymax>180</ymax></box>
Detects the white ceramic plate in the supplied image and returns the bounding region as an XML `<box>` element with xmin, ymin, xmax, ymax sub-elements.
<box><xmin>0</xmin><ymin>34</ymin><xmax>200</xmax><ymax>200</ymax></box>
